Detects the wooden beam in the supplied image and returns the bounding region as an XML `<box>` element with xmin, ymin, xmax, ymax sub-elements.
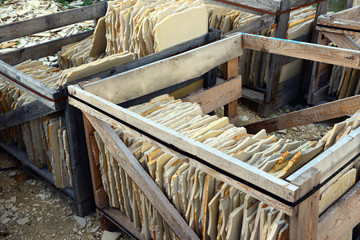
<box><xmin>320</xmin><ymin>5</ymin><xmax>360</xmax><ymax>22</ymax></box>
<box><xmin>0</xmin><ymin>2</ymin><xmax>106</xmax><ymax>42</ymax></box>
<box><xmin>84</xmin><ymin>113</ymin><xmax>199</xmax><ymax>240</ymax></box>
<box><xmin>244</xmin><ymin>94</ymin><xmax>360</xmax><ymax>133</ymax></box>
<box><xmin>0</xmin><ymin>60</ymin><xmax>57</xmax><ymax>109</ymax></box>
<box><xmin>102</xmin><ymin>208</ymin><xmax>144</xmax><ymax>240</ymax></box>
<box><xmin>68</xmin><ymin>85</ymin><xmax>300</xmax><ymax>203</ymax></box>
<box><xmin>225</xmin><ymin>14</ymin><xmax>275</xmax><ymax>35</ymax></box>
<box><xmin>242</xmin><ymin>87</ymin><xmax>265</xmax><ymax>104</ymax></box>
<box><xmin>287</xmin><ymin>127</ymin><xmax>360</xmax><ymax>184</ymax></box>
<box><xmin>224</xmin><ymin>58</ymin><xmax>240</xmax><ymax>124</ymax></box>
<box><xmin>183</xmin><ymin>75</ymin><xmax>242</xmax><ymax>114</ymax></box>
<box><xmin>0</xmin><ymin>101</ymin><xmax>56</xmax><ymax>131</ymax></box>
<box><xmin>204</xmin><ymin>0</ymin><xmax>281</xmax><ymax>14</ymax></box>
<box><xmin>82</xmin><ymin>115</ymin><xmax>108</xmax><ymax>209</ymax></box>
<box><xmin>264</xmin><ymin>0</ymin><xmax>290</xmax><ymax>105</ymax></box>
<box><xmin>290</xmin><ymin>0</ymin><xmax>326</xmax><ymax>8</ymax></box>
<box><xmin>316</xmin><ymin>25</ymin><xmax>360</xmax><ymax>38</ymax></box>
<box><xmin>82</xmin><ymin>34</ymin><xmax>243</xmax><ymax>104</ymax></box>
<box><xmin>68</xmin><ymin>96</ymin><xmax>295</xmax><ymax>216</ymax></box>
<box><xmin>72</xmin><ymin>31</ymin><xmax>220</xmax><ymax>84</ymax></box>
<box><xmin>0</xmin><ymin>30</ymin><xmax>93</xmax><ymax>66</ymax></box>
<box><xmin>317</xmin><ymin>17</ymin><xmax>360</xmax><ymax>32</ymax></box>
<box><xmin>242</xmin><ymin>33</ymin><xmax>360</xmax><ymax>69</ymax></box>
<box><xmin>318</xmin><ymin>182</ymin><xmax>360</xmax><ymax>240</ymax></box>
<box><xmin>289</xmin><ymin>168</ymin><xmax>320</xmax><ymax>240</ymax></box>
<box><xmin>322</xmin><ymin>32</ymin><xmax>360</xmax><ymax>50</ymax></box>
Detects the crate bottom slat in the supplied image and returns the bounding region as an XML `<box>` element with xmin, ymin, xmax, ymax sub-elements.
<box><xmin>100</xmin><ymin>207</ymin><xmax>143</xmax><ymax>240</ymax></box>
<box><xmin>0</xmin><ymin>141</ymin><xmax>75</xmax><ymax>200</ymax></box>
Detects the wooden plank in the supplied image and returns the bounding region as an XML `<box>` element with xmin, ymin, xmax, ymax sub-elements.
<box><xmin>72</xmin><ymin>31</ymin><xmax>220</xmax><ymax>85</ymax></box>
<box><xmin>316</xmin><ymin>25</ymin><xmax>360</xmax><ymax>38</ymax></box>
<box><xmin>242</xmin><ymin>33</ymin><xmax>360</xmax><ymax>69</ymax></box>
<box><xmin>0</xmin><ymin>101</ymin><xmax>56</xmax><ymax>131</ymax></box>
<box><xmin>0</xmin><ymin>30</ymin><xmax>93</xmax><ymax>66</ymax></box>
<box><xmin>320</xmin><ymin>5</ymin><xmax>360</xmax><ymax>21</ymax></box>
<box><xmin>225</xmin><ymin>14</ymin><xmax>275</xmax><ymax>35</ymax></box>
<box><xmin>84</xmin><ymin>113</ymin><xmax>199</xmax><ymax>240</ymax></box>
<box><xmin>323</xmin><ymin>32</ymin><xmax>360</xmax><ymax>50</ymax></box>
<box><xmin>68</xmin><ymin>85</ymin><xmax>300</xmax><ymax>203</ymax></box>
<box><xmin>204</xmin><ymin>0</ymin><xmax>281</xmax><ymax>14</ymax></box>
<box><xmin>310</xmin><ymin>84</ymin><xmax>329</xmax><ymax>105</ymax></box>
<box><xmin>317</xmin><ymin>17</ymin><xmax>360</xmax><ymax>32</ymax></box>
<box><xmin>0</xmin><ymin>2</ymin><xmax>106</xmax><ymax>43</ymax></box>
<box><xmin>64</xmin><ymin>102</ymin><xmax>94</xmax><ymax>216</ymax></box>
<box><xmin>82</xmin><ymin>34</ymin><xmax>243</xmax><ymax>104</ymax></box>
<box><xmin>242</xmin><ymin>87</ymin><xmax>265</xmax><ymax>104</ymax></box>
<box><xmin>224</xmin><ymin>58</ymin><xmax>240</xmax><ymax>124</ymax></box>
<box><xmin>289</xmin><ymin>168</ymin><xmax>320</xmax><ymax>239</ymax></box>
<box><xmin>244</xmin><ymin>94</ymin><xmax>360</xmax><ymax>133</ymax></box>
<box><xmin>264</xmin><ymin>0</ymin><xmax>290</xmax><ymax>104</ymax></box>
<box><xmin>287</xmin><ymin>127</ymin><xmax>360</xmax><ymax>184</ymax></box>
<box><xmin>290</xmin><ymin>0</ymin><xmax>326</xmax><ymax>8</ymax></box>
<box><xmin>318</xmin><ymin>182</ymin><xmax>360</xmax><ymax>240</ymax></box>
<box><xmin>183</xmin><ymin>76</ymin><xmax>242</xmax><ymax>114</ymax></box>
<box><xmin>83</xmin><ymin>114</ymin><xmax>107</xmax><ymax>208</ymax></box>
<box><xmin>69</xmin><ymin>97</ymin><xmax>295</xmax><ymax>215</ymax></box>
<box><xmin>102</xmin><ymin>208</ymin><xmax>144</xmax><ymax>240</ymax></box>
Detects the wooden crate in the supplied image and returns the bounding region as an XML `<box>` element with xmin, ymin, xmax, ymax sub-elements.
<box><xmin>68</xmin><ymin>33</ymin><xmax>360</xmax><ymax>239</ymax></box>
<box><xmin>0</xmin><ymin>2</ymin><xmax>220</xmax><ymax>216</ymax></box>
<box><xmin>308</xmin><ymin>5</ymin><xmax>360</xmax><ymax>105</ymax></box>
<box><xmin>205</xmin><ymin>0</ymin><xmax>340</xmax><ymax>116</ymax></box>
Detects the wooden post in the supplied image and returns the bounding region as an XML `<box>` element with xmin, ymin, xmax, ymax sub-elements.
<box><xmin>301</xmin><ymin>0</ymin><xmax>329</xmax><ymax>98</ymax></box>
<box><xmin>259</xmin><ymin>0</ymin><xmax>290</xmax><ymax>116</ymax></box>
<box><xmin>224</xmin><ymin>57</ymin><xmax>240</xmax><ymax>124</ymax></box>
<box><xmin>64</xmin><ymin>102</ymin><xmax>94</xmax><ymax>217</ymax></box>
<box><xmin>289</xmin><ymin>168</ymin><xmax>321</xmax><ymax>240</ymax></box>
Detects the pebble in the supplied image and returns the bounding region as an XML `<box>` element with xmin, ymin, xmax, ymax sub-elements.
<box><xmin>17</xmin><ymin>217</ymin><xmax>29</xmax><ymax>225</ymax></box>
<box><xmin>8</xmin><ymin>171</ymin><xmax>17</xmax><ymax>177</ymax></box>
<box><xmin>75</xmin><ymin>216</ymin><xmax>87</xmax><ymax>228</ymax></box>
<box><xmin>1</xmin><ymin>218</ymin><xmax>11</xmax><ymax>224</ymax></box>
<box><xmin>10</xmin><ymin>196</ymin><xmax>16</xmax><ymax>203</ymax></box>
<box><xmin>0</xmin><ymin>199</ymin><xmax>4</xmax><ymax>204</ymax></box>
<box><xmin>101</xmin><ymin>231</ymin><xmax>122</xmax><ymax>240</ymax></box>
<box><xmin>241</xmin><ymin>115</ymin><xmax>249</xmax><ymax>122</ymax></box>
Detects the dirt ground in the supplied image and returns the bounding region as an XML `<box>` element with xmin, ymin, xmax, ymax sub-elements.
<box><xmin>0</xmin><ymin>149</ymin><xmax>132</xmax><ymax>240</ymax></box>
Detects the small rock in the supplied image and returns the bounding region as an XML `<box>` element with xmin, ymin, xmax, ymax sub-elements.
<box><xmin>0</xmin><ymin>199</ymin><xmax>4</xmax><ymax>204</ymax></box>
<box><xmin>51</xmin><ymin>233</ymin><xmax>55</xmax><ymax>237</ymax></box>
<box><xmin>73</xmin><ymin>228</ymin><xmax>78</xmax><ymax>233</ymax></box>
<box><xmin>9</xmin><ymin>197</ymin><xmax>16</xmax><ymax>203</ymax></box>
<box><xmin>90</xmin><ymin>226</ymin><xmax>100</xmax><ymax>233</ymax></box>
<box><xmin>241</xmin><ymin>115</ymin><xmax>249</xmax><ymax>122</ymax></box>
<box><xmin>101</xmin><ymin>231</ymin><xmax>121</xmax><ymax>240</ymax></box>
<box><xmin>75</xmin><ymin>216</ymin><xmax>87</xmax><ymax>228</ymax></box>
<box><xmin>277</xmin><ymin>129</ymin><xmax>287</xmax><ymax>134</ymax></box>
<box><xmin>285</xmin><ymin>109</ymin><xmax>290</xmax><ymax>113</ymax></box>
<box><xmin>8</xmin><ymin>171</ymin><xmax>17</xmax><ymax>177</ymax></box>
<box><xmin>37</xmin><ymin>194</ymin><xmax>46</xmax><ymax>200</ymax></box>
<box><xmin>37</xmin><ymin>217</ymin><xmax>42</xmax><ymax>222</ymax></box>
<box><xmin>1</xmin><ymin>218</ymin><xmax>11</xmax><ymax>224</ymax></box>
<box><xmin>16</xmin><ymin>217</ymin><xmax>29</xmax><ymax>225</ymax></box>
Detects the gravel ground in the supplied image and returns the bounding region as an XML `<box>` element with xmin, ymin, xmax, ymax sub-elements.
<box><xmin>0</xmin><ymin>149</ymin><xmax>131</xmax><ymax>240</ymax></box>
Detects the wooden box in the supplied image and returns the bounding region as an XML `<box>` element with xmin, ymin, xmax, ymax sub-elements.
<box><xmin>68</xmin><ymin>33</ymin><xmax>360</xmax><ymax>238</ymax></box>
<box><xmin>0</xmin><ymin>2</ymin><xmax>220</xmax><ymax>216</ymax></box>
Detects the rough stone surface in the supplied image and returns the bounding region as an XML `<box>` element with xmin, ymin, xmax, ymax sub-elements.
<box><xmin>101</xmin><ymin>231</ymin><xmax>122</xmax><ymax>240</ymax></box>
